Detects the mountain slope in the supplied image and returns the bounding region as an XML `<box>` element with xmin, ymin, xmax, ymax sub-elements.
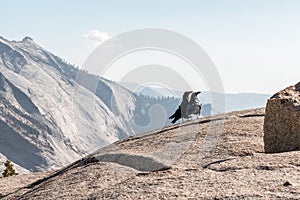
<box><xmin>0</xmin><ymin>38</ymin><xmax>128</xmax><ymax>171</ymax></box>
<box><xmin>0</xmin><ymin>37</ymin><xmax>134</xmax><ymax>171</ymax></box>
<box><xmin>1</xmin><ymin>108</ymin><xmax>299</xmax><ymax>199</ymax></box>
<box><xmin>0</xmin><ymin>36</ymin><xmax>182</xmax><ymax>172</ymax></box>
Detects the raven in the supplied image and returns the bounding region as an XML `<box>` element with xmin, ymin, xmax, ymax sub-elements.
<box><xmin>186</xmin><ymin>91</ymin><xmax>202</xmax><ymax>118</ymax></box>
<box><xmin>169</xmin><ymin>91</ymin><xmax>192</xmax><ymax>124</ymax></box>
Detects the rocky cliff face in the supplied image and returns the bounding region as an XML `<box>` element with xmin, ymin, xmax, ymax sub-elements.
<box><xmin>0</xmin><ymin>36</ymin><xmax>179</xmax><ymax>172</ymax></box>
<box><xmin>0</xmin><ymin>37</ymin><xmax>133</xmax><ymax>171</ymax></box>
<box><xmin>1</xmin><ymin>108</ymin><xmax>299</xmax><ymax>199</ymax></box>
<box><xmin>264</xmin><ymin>82</ymin><xmax>300</xmax><ymax>153</ymax></box>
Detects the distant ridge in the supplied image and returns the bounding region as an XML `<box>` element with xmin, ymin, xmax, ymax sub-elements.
<box><xmin>120</xmin><ymin>82</ymin><xmax>270</xmax><ymax>112</ymax></box>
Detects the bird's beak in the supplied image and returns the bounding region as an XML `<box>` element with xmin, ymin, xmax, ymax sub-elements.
<box><xmin>196</xmin><ymin>91</ymin><xmax>201</xmax><ymax>95</ymax></box>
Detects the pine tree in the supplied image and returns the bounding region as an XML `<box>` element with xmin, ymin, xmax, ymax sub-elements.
<box><xmin>2</xmin><ymin>160</ymin><xmax>18</xmax><ymax>177</ymax></box>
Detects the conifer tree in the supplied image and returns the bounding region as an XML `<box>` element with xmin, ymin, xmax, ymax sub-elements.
<box><xmin>2</xmin><ymin>160</ymin><xmax>18</xmax><ymax>177</ymax></box>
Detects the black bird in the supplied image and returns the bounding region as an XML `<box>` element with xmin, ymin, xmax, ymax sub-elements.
<box><xmin>186</xmin><ymin>91</ymin><xmax>202</xmax><ymax>118</ymax></box>
<box><xmin>169</xmin><ymin>91</ymin><xmax>192</xmax><ymax>124</ymax></box>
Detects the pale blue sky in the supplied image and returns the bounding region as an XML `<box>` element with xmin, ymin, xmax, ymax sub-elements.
<box><xmin>1</xmin><ymin>0</ymin><xmax>300</xmax><ymax>93</ymax></box>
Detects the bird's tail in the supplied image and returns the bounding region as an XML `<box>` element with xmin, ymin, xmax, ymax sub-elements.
<box><xmin>169</xmin><ymin>114</ymin><xmax>175</xmax><ymax>119</ymax></box>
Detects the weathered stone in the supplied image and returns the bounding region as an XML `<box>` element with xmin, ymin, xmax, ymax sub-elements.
<box><xmin>264</xmin><ymin>82</ymin><xmax>300</xmax><ymax>153</ymax></box>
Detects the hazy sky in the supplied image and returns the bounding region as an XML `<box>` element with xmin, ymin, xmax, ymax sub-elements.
<box><xmin>1</xmin><ymin>0</ymin><xmax>300</xmax><ymax>94</ymax></box>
